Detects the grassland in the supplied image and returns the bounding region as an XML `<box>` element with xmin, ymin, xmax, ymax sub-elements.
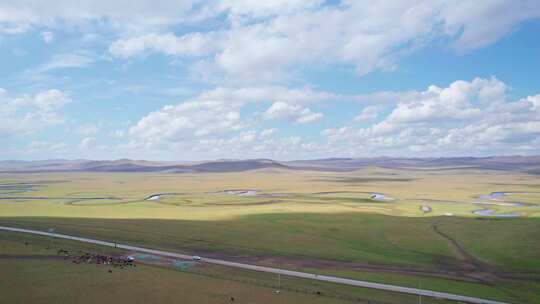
<box><xmin>0</xmin><ymin>231</ymin><xmax>447</xmax><ymax>304</ymax></box>
<box><xmin>0</xmin><ymin>167</ymin><xmax>539</xmax><ymax>303</ymax></box>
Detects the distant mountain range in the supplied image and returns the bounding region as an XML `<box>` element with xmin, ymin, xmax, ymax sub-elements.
<box><xmin>0</xmin><ymin>156</ymin><xmax>539</xmax><ymax>174</ymax></box>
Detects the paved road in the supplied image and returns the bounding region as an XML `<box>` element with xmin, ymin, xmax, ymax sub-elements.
<box><xmin>0</xmin><ymin>225</ymin><xmax>507</xmax><ymax>304</ymax></box>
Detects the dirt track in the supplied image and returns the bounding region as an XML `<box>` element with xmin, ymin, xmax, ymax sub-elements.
<box><xmin>431</xmin><ymin>222</ymin><xmax>486</xmax><ymax>269</ymax></box>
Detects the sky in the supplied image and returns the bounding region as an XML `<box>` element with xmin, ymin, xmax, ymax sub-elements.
<box><xmin>1</xmin><ymin>0</ymin><xmax>539</xmax><ymax>160</ymax></box>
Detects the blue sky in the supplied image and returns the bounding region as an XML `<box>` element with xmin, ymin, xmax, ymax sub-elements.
<box><xmin>1</xmin><ymin>1</ymin><xmax>539</xmax><ymax>160</ymax></box>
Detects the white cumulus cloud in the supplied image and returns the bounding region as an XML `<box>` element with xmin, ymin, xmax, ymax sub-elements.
<box><xmin>103</xmin><ymin>1</ymin><xmax>540</xmax><ymax>80</ymax></box>
<box><xmin>323</xmin><ymin>77</ymin><xmax>540</xmax><ymax>156</ymax></box>
<box><xmin>0</xmin><ymin>88</ymin><xmax>71</xmax><ymax>136</ymax></box>
<box><xmin>79</xmin><ymin>137</ymin><xmax>96</xmax><ymax>148</ymax></box>
<box><xmin>355</xmin><ymin>106</ymin><xmax>379</xmax><ymax>122</ymax></box>
<box><xmin>109</xmin><ymin>32</ymin><xmax>220</xmax><ymax>58</ymax></box>
<box><xmin>130</xmin><ymin>100</ymin><xmax>244</xmax><ymax>146</ymax></box>
<box><xmin>263</xmin><ymin>101</ymin><xmax>323</xmax><ymax>124</ymax></box>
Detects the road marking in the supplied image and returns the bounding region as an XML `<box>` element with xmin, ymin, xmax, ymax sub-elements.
<box><xmin>0</xmin><ymin>226</ymin><xmax>508</xmax><ymax>304</ymax></box>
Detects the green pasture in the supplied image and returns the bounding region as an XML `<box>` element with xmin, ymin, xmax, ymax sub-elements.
<box><xmin>0</xmin><ymin>231</ymin><xmax>450</xmax><ymax>304</ymax></box>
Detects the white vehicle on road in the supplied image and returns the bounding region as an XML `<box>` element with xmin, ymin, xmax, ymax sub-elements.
<box><xmin>192</xmin><ymin>255</ymin><xmax>202</xmax><ymax>261</ymax></box>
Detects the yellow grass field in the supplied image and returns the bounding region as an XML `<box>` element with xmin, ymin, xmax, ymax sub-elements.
<box><xmin>0</xmin><ymin>167</ymin><xmax>538</xmax><ymax>220</ymax></box>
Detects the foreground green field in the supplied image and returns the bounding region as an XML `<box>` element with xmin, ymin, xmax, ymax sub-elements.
<box><xmin>2</xmin><ymin>215</ymin><xmax>539</xmax><ymax>303</ymax></box>
<box><xmin>0</xmin><ymin>231</ymin><xmax>446</xmax><ymax>304</ymax></box>
<box><xmin>1</xmin><ymin>168</ymin><xmax>539</xmax><ymax>303</ymax></box>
